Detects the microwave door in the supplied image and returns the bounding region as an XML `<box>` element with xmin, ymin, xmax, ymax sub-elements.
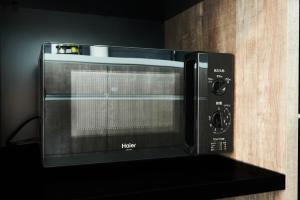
<box><xmin>43</xmin><ymin>58</ymin><xmax>186</xmax><ymax>166</ymax></box>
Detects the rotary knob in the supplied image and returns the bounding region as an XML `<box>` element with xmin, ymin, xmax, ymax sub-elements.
<box><xmin>211</xmin><ymin>111</ymin><xmax>224</xmax><ymax>129</ymax></box>
<box><xmin>210</xmin><ymin>108</ymin><xmax>231</xmax><ymax>134</ymax></box>
<box><xmin>211</xmin><ymin>78</ymin><xmax>227</xmax><ymax>95</ymax></box>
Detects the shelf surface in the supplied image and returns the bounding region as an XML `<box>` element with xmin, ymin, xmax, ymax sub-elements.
<box><xmin>0</xmin><ymin>0</ymin><xmax>202</xmax><ymax>21</ymax></box>
<box><xmin>0</xmin><ymin>144</ymin><xmax>285</xmax><ymax>199</ymax></box>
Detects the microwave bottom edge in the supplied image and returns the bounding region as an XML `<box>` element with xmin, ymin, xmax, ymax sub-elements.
<box><xmin>42</xmin><ymin>146</ymin><xmax>190</xmax><ymax>168</ymax></box>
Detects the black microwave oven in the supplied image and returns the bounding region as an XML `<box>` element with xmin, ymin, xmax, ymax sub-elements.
<box><xmin>39</xmin><ymin>43</ymin><xmax>234</xmax><ymax>167</ymax></box>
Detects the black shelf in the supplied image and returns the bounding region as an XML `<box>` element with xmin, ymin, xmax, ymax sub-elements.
<box><xmin>0</xmin><ymin>0</ymin><xmax>202</xmax><ymax>21</ymax></box>
<box><xmin>0</xmin><ymin>144</ymin><xmax>285</xmax><ymax>199</ymax></box>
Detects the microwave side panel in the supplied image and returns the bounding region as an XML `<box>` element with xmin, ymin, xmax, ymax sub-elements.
<box><xmin>41</xmin><ymin>43</ymin><xmax>54</xmax><ymax>164</ymax></box>
<box><xmin>40</xmin><ymin>45</ymin><xmax>45</xmax><ymax>164</ymax></box>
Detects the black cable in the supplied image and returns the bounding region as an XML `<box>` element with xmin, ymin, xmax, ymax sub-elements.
<box><xmin>6</xmin><ymin>116</ymin><xmax>40</xmax><ymax>146</ymax></box>
<box><xmin>9</xmin><ymin>136</ymin><xmax>41</xmax><ymax>146</ymax></box>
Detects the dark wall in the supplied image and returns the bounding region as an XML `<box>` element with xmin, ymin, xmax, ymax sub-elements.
<box><xmin>0</xmin><ymin>7</ymin><xmax>164</xmax><ymax>146</ymax></box>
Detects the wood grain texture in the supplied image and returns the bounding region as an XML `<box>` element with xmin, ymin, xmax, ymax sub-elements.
<box><xmin>165</xmin><ymin>2</ymin><xmax>204</xmax><ymax>51</ymax></box>
<box><xmin>164</xmin><ymin>0</ymin><xmax>299</xmax><ymax>199</ymax></box>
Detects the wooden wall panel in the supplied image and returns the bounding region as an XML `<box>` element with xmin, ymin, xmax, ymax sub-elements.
<box><xmin>165</xmin><ymin>2</ymin><xmax>204</xmax><ymax>51</ymax></box>
<box><xmin>202</xmin><ymin>0</ymin><xmax>236</xmax><ymax>53</ymax></box>
<box><xmin>164</xmin><ymin>0</ymin><xmax>299</xmax><ymax>199</ymax></box>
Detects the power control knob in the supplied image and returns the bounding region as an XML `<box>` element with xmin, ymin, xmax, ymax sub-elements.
<box><xmin>212</xmin><ymin>78</ymin><xmax>227</xmax><ymax>95</ymax></box>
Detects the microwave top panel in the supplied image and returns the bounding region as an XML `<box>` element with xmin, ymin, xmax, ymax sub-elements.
<box><xmin>41</xmin><ymin>42</ymin><xmax>191</xmax><ymax>67</ymax></box>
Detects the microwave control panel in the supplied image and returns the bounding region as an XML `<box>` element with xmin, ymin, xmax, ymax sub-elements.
<box><xmin>207</xmin><ymin>53</ymin><xmax>233</xmax><ymax>152</ymax></box>
<box><xmin>184</xmin><ymin>52</ymin><xmax>234</xmax><ymax>154</ymax></box>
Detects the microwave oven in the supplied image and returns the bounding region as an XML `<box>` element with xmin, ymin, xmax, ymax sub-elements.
<box><xmin>39</xmin><ymin>43</ymin><xmax>234</xmax><ymax>167</ymax></box>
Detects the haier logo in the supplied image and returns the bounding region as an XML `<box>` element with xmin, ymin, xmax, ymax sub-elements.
<box><xmin>214</xmin><ymin>69</ymin><xmax>225</xmax><ymax>73</ymax></box>
<box><xmin>121</xmin><ymin>143</ymin><xmax>136</xmax><ymax>149</ymax></box>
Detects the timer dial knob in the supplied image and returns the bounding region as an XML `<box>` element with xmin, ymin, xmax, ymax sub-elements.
<box><xmin>211</xmin><ymin>111</ymin><xmax>224</xmax><ymax>128</ymax></box>
<box><xmin>212</xmin><ymin>78</ymin><xmax>227</xmax><ymax>95</ymax></box>
<box><xmin>209</xmin><ymin>108</ymin><xmax>231</xmax><ymax>134</ymax></box>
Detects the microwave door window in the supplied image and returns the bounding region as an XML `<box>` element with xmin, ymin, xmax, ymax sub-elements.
<box><xmin>44</xmin><ymin>61</ymin><xmax>184</xmax><ymax>157</ymax></box>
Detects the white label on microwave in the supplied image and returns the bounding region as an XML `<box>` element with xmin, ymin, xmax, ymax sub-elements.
<box><xmin>214</xmin><ymin>68</ymin><xmax>225</xmax><ymax>73</ymax></box>
<box><xmin>122</xmin><ymin>143</ymin><xmax>136</xmax><ymax>149</ymax></box>
<box><xmin>216</xmin><ymin>101</ymin><xmax>222</xmax><ymax>105</ymax></box>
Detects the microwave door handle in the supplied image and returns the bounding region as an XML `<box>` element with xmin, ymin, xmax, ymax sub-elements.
<box><xmin>184</xmin><ymin>54</ymin><xmax>198</xmax><ymax>154</ymax></box>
